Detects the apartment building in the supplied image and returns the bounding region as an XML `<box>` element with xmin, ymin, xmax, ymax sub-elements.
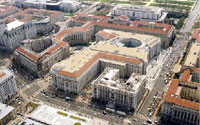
<box><xmin>0</xmin><ymin>68</ymin><xmax>17</xmax><ymax>103</ymax></box>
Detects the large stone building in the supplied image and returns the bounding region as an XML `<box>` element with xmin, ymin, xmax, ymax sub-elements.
<box><xmin>161</xmin><ymin>69</ymin><xmax>200</xmax><ymax>125</ymax></box>
<box><xmin>13</xmin><ymin>37</ymin><xmax>69</xmax><ymax>77</ymax></box>
<box><xmin>51</xmin><ymin>29</ymin><xmax>161</xmax><ymax>94</ymax></box>
<box><xmin>0</xmin><ymin>8</ymin><xmax>65</xmax><ymax>52</ymax></box>
<box><xmin>0</xmin><ymin>68</ymin><xmax>17</xmax><ymax>103</ymax></box>
<box><xmin>92</xmin><ymin>67</ymin><xmax>146</xmax><ymax>111</ymax></box>
<box><xmin>14</xmin><ymin>0</ymin><xmax>46</xmax><ymax>9</ymax></box>
<box><xmin>0</xmin><ymin>5</ymin><xmax>19</xmax><ymax>19</ymax></box>
<box><xmin>95</xmin><ymin>29</ymin><xmax>161</xmax><ymax>62</ymax></box>
<box><xmin>0</xmin><ymin>20</ymin><xmax>37</xmax><ymax>52</ymax></box>
<box><xmin>59</xmin><ymin>0</ymin><xmax>81</xmax><ymax>13</ymax></box>
<box><xmin>0</xmin><ymin>103</ymin><xmax>16</xmax><ymax>125</ymax></box>
<box><xmin>5</xmin><ymin>8</ymin><xmax>65</xmax><ymax>33</ymax></box>
<box><xmin>111</xmin><ymin>5</ymin><xmax>167</xmax><ymax>22</ymax></box>
<box><xmin>14</xmin><ymin>0</ymin><xmax>81</xmax><ymax>13</ymax></box>
<box><xmin>58</xmin><ymin>14</ymin><xmax>174</xmax><ymax>48</ymax></box>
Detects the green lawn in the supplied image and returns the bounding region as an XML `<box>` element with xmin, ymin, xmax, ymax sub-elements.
<box><xmin>167</xmin><ymin>13</ymin><xmax>188</xmax><ymax>30</ymax></box>
<box><xmin>27</xmin><ymin>102</ymin><xmax>40</xmax><ymax>113</ymax></box>
<box><xmin>57</xmin><ymin>111</ymin><xmax>68</xmax><ymax>116</ymax></box>
<box><xmin>65</xmin><ymin>14</ymin><xmax>74</xmax><ymax>17</ymax></box>
<box><xmin>154</xmin><ymin>0</ymin><xmax>194</xmax><ymax>6</ymax></box>
<box><xmin>194</xmin><ymin>17</ymin><xmax>200</xmax><ymax>28</ymax></box>
<box><xmin>100</xmin><ymin>0</ymin><xmax>108</xmax><ymax>2</ymax></box>
<box><xmin>150</xmin><ymin>3</ymin><xmax>191</xmax><ymax>11</ymax></box>
<box><xmin>112</xmin><ymin>0</ymin><xmax>131</xmax><ymax>4</ymax></box>
<box><xmin>74</xmin><ymin>123</ymin><xmax>81</xmax><ymax>125</ymax></box>
<box><xmin>70</xmin><ymin>115</ymin><xmax>86</xmax><ymax>122</ymax></box>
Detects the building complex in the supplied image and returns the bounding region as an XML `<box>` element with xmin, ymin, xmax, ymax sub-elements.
<box><xmin>51</xmin><ymin>28</ymin><xmax>160</xmax><ymax>95</ymax></box>
<box><xmin>161</xmin><ymin>29</ymin><xmax>200</xmax><ymax>125</ymax></box>
<box><xmin>0</xmin><ymin>8</ymin><xmax>64</xmax><ymax>52</ymax></box>
<box><xmin>0</xmin><ymin>68</ymin><xmax>17</xmax><ymax>103</ymax></box>
<box><xmin>59</xmin><ymin>14</ymin><xmax>174</xmax><ymax>48</ymax></box>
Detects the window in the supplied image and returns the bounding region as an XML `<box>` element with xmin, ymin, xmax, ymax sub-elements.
<box><xmin>111</xmin><ymin>93</ymin><xmax>114</xmax><ymax>99</ymax></box>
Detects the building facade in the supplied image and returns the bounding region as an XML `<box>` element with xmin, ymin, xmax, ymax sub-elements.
<box><xmin>92</xmin><ymin>67</ymin><xmax>146</xmax><ymax>111</ymax></box>
<box><xmin>0</xmin><ymin>68</ymin><xmax>17</xmax><ymax>103</ymax></box>
<box><xmin>0</xmin><ymin>20</ymin><xmax>37</xmax><ymax>52</ymax></box>
<box><xmin>59</xmin><ymin>0</ymin><xmax>81</xmax><ymax>13</ymax></box>
<box><xmin>111</xmin><ymin>5</ymin><xmax>167</xmax><ymax>22</ymax></box>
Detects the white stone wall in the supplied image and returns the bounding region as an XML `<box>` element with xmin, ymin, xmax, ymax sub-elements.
<box><xmin>0</xmin><ymin>22</ymin><xmax>37</xmax><ymax>52</ymax></box>
<box><xmin>161</xmin><ymin>102</ymin><xmax>200</xmax><ymax>125</ymax></box>
<box><xmin>0</xmin><ymin>71</ymin><xmax>17</xmax><ymax>103</ymax></box>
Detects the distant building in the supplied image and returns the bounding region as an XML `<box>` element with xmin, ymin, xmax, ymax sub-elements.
<box><xmin>61</xmin><ymin>14</ymin><xmax>175</xmax><ymax>48</ymax></box>
<box><xmin>0</xmin><ymin>103</ymin><xmax>16</xmax><ymax>125</ymax></box>
<box><xmin>14</xmin><ymin>0</ymin><xmax>46</xmax><ymax>9</ymax></box>
<box><xmin>92</xmin><ymin>67</ymin><xmax>146</xmax><ymax>111</ymax></box>
<box><xmin>161</xmin><ymin>68</ymin><xmax>200</xmax><ymax>125</ymax></box>
<box><xmin>13</xmin><ymin>37</ymin><xmax>69</xmax><ymax>77</ymax></box>
<box><xmin>0</xmin><ymin>68</ymin><xmax>17</xmax><ymax>103</ymax></box>
<box><xmin>14</xmin><ymin>0</ymin><xmax>81</xmax><ymax>13</ymax></box>
<box><xmin>111</xmin><ymin>5</ymin><xmax>167</xmax><ymax>22</ymax></box>
<box><xmin>0</xmin><ymin>5</ymin><xmax>19</xmax><ymax>19</ymax></box>
<box><xmin>59</xmin><ymin>0</ymin><xmax>81</xmax><ymax>13</ymax></box>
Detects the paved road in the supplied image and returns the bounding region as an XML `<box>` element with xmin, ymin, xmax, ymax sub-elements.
<box><xmin>36</xmin><ymin>94</ymin><xmax>123</xmax><ymax>125</ymax></box>
<box><xmin>182</xmin><ymin>0</ymin><xmax>200</xmax><ymax>33</ymax></box>
<box><xmin>136</xmin><ymin>0</ymin><xmax>200</xmax><ymax>124</ymax></box>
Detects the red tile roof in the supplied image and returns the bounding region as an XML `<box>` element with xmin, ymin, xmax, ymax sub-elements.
<box><xmin>47</xmin><ymin>42</ymin><xmax>67</xmax><ymax>54</ymax></box>
<box><xmin>17</xmin><ymin>47</ymin><xmax>38</xmax><ymax>61</ymax></box>
<box><xmin>180</xmin><ymin>68</ymin><xmax>190</xmax><ymax>82</ymax></box>
<box><xmin>192</xmin><ymin>28</ymin><xmax>200</xmax><ymax>42</ymax></box>
<box><xmin>0</xmin><ymin>72</ymin><xmax>6</xmax><ymax>79</ymax></box>
<box><xmin>118</xmin><ymin>16</ymin><xmax>129</xmax><ymax>21</ymax></box>
<box><xmin>179</xmin><ymin>68</ymin><xmax>200</xmax><ymax>84</ymax></box>
<box><xmin>0</xmin><ymin>5</ymin><xmax>17</xmax><ymax>13</ymax></box>
<box><xmin>71</xmin><ymin>14</ymin><xmax>174</xmax><ymax>35</ymax></box>
<box><xmin>96</xmin><ymin>30</ymin><xmax>116</xmax><ymax>39</ymax></box>
<box><xmin>164</xmin><ymin>79</ymin><xmax>199</xmax><ymax>110</ymax></box>
<box><xmin>16</xmin><ymin>42</ymin><xmax>67</xmax><ymax>62</ymax></box>
<box><xmin>5</xmin><ymin>8</ymin><xmax>64</xmax><ymax>23</ymax></box>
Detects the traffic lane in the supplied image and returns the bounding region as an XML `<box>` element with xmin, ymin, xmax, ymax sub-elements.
<box><xmin>36</xmin><ymin>94</ymin><xmax>124</xmax><ymax>124</ymax></box>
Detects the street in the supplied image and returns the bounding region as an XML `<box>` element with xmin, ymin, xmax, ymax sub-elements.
<box><xmin>134</xmin><ymin>0</ymin><xmax>200</xmax><ymax>124</ymax></box>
